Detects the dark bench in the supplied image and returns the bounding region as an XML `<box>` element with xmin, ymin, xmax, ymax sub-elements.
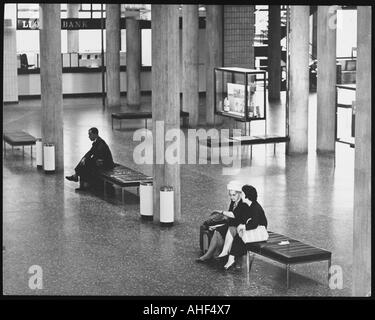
<box><xmin>80</xmin><ymin>163</ymin><xmax>152</xmax><ymax>203</ymax></box>
<box><xmin>3</xmin><ymin>131</ymin><xmax>36</xmax><ymax>158</ymax></box>
<box><xmin>111</xmin><ymin>111</ymin><xmax>190</xmax><ymax>130</ymax></box>
<box><xmin>198</xmin><ymin>135</ymin><xmax>290</xmax><ymax>158</ymax></box>
<box><xmin>246</xmin><ymin>231</ymin><xmax>332</xmax><ymax>288</ymax></box>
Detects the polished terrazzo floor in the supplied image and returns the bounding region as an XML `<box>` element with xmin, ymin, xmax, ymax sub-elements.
<box><xmin>3</xmin><ymin>93</ymin><xmax>355</xmax><ymax>296</ymax></box>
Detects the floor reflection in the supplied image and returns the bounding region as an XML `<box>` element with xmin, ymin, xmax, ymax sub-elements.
<box><xmin>3</xmin><ymin>94</ymin><xmax>354</xmax><ymax>296</ymax></box>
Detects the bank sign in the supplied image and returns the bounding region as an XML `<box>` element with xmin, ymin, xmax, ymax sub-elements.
<box><xmin>17</xmin><ymin>18</ymin><xmax>151</xmax><ymax>30</ymax></box>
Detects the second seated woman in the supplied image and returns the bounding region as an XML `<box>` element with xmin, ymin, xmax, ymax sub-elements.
<box><xmin>222</xmin><ymin>184</ymin><xmax>268</xmax><ymax>270</ymax></box>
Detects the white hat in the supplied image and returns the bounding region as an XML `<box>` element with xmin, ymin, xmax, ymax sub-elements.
<box><xmin>227</xmin><ymin>180</ymin><xmax>242</xmax><ymax>192</ymax></box>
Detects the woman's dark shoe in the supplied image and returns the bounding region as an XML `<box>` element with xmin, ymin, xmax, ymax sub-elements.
<box><xmin>214</xmin><ymin>255</ymin><xmax>227</xmax><ymax>261</ymax></box>
<box><xmin>65</xmin><ymin>175</ymin><xmax>78</xmax><ymax>182</ymax></box>
<box><xmin>195</xmin><ymin>257</ymin><xmax>207</xmax><ymax>263</ymax></box>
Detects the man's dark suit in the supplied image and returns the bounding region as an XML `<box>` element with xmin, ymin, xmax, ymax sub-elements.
<box><xmin>75</xmin><ymin>136</ymin><xmax>114</xmax><ymax>184</ymax></box>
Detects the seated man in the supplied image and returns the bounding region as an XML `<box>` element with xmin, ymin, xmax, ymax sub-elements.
<box><xmin>65</xmin><ymin>127</ymin><xmax>114</xmax><ymax>189</ymax></box>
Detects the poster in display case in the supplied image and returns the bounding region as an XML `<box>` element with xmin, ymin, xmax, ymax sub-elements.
<box><xmin>214</xmin><ymin>67</ymin><xmax>266</xmax><ymax>122</ymax></box>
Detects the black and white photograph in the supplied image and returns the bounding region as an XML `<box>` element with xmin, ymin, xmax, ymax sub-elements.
<box><xmin>2</xmin><ymin>2</ymin><xmax>372</xmax><ymax>304</ymax></box>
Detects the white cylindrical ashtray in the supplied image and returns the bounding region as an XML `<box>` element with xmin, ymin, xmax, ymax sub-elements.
<box><xmin>140</xmin><ymin>182</ymin><xmax>153</xmax><ymax>219</ymax></box>
<box><xmin>43</xmin><ymin>143</ymin><xmax>55</xmax><ymax>173</ymax></box>
<box><xmin>36</xmin><ymin>138</ymin><xmax>43</xmax><ymax>168</ymax></box>
<box><xmin>160</xmin><ymin>186</ymin><xmax>174</xmax><ymax>225</ymax></box>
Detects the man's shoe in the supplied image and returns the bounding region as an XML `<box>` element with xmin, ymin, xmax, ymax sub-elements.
<box><xmin>66</xmin><ymin>175</ymin><xmax>78</xmax><ymax>182</ymax></box>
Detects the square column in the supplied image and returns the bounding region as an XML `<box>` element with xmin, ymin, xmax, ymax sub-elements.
<box><xmin>126</xmin><ymin>17</ymin><xmax>141</xmax><ymax>107</ymax></box>
<box><xmin>3</xmin><ymin>4</ymin><xmax>18</xmax><ymax>103</ymax></box>
<box><xmin>316</xmin><ymin>6</ymin><xmax>337</xmax><ymax>153</ymax></box>
<box><xmin>353</xmin><ymin>6</ymin><xmax>371</xmax><ymax>297</ymax></box>
<box><xmin>39</xmin><ymin>4</ymin><xmax>64</xmax><ymax>171</ymax></box>
<box><xmin>182</xmin><ymin>5</ymin><xmax>199</xmax><ymax>127</ymax></box>
<box><xmin>205</xmin><ymin>5</ymin><xmax>223</xmax><ymax>125</ymax></box>
<box><xmin>106</xmin><ymin>4</ymin><xmax>121</xmax><ymax>108</ymax></box>
<box><xmin>287</xmin><ymin>6</ymin><xmax>309</xmax><ymax>154</ymax></box>
<box><xmin>152</xmin><ymin>5</ymin><xmax>181</xmax><ymax>222</ymax></box>
<box><xmin>67</xmin><ymin>3</ymin><xmax>80</xmax><ymax>53</ymax></box>
<box><xmin>268</xmin><ymin>5</ymin><xmax>281</xmax><ymax>101</ymax></box>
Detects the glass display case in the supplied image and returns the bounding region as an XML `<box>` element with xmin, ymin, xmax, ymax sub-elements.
<box><xmin>335</xmin><ymin>84</ymin><xmax>356</xmax><ymax>147</ymax></box>
<box><xmin>214</xmin><ymin>67</ymin><xmax>266</xmax><ymax>122</ymax></box>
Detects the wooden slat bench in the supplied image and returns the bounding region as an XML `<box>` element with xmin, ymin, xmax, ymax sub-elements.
<box><xmin>3</xmin><ymin>131</ymin><xmax>36</xmax><ymax>159</ymax></box>
<box><xmin>80</xmin><ymin>163</ymin><xmax>152</xmax><ymax>203</ymax></box>
<box><xmin>197</xmin><ymin>135</ymin><xmax>290</xmax><ymax>158</ymax></box>
<box><xmin>111</xmin><ymin>111</ymin><xmax>190</xmax><ymax>130</ymax></box>
<box><xmin>246</xmin><ymin>231</ymin><xmax>332</xmax><ymax>288</ymax></box>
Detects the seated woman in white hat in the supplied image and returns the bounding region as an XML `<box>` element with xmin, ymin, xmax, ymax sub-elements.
<box><xmin>196</xmin><ymin>180</ymin><xmax>244</xmax><ymax>262</ymax></box>
<box><xmin>215</xmin><ymin>181</ymin><xmax>249</xmax><ymax>263</ymax></box>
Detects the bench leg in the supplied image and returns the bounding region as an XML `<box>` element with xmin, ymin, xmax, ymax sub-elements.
<box><xmin>31</xmin><ymin>145</ymin><xmax>33</xmax><ymax>159</ymax></box>
<box><xmin>274</xmin><ymin>143</ymin><xmax>276</xmax><ymax>155</ymax></box>
<box><xmin>103</xmin><ymin>180</ymin><xmax>107</xmax><ymax>197</ymax></box>
<box><xmin>145</xmin><ymin>119</ymin><xmax>147</xmax><ymax>129</ymax></box>
<box><xmin>122</xmin><ymin>188</ymin><xmax>126</xmax><ymax>204</ymax></box>
<box><xmin>286</xmin><ymin>264</ymin><xmax>290</xmax><ymax>289</ymax></box>
<box><xmin>22</xmin><ymin>146</ymin><xmax>25</xmax><ymax>158</ymax></box>
<box><xmin>247</xmin><ymin>252</ymin><xmax>255</xmax><ymax>274</ymax></box>
<box><xmin>137</xmin><ymin>186</ymin><xmax>139</xmax><ymax>197</ymax></box>
<box><xmin>328</xmin><ymin>258</ymin><xmax>332</xmax><ymax>285</ymax></box>
<box><xmin>246</xmin><ymin>252</ymin><xmax>250</xmax><ymax>274</ymax></box>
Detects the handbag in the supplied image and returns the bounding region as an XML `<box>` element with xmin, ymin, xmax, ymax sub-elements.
<box><xmin>203</xmin><ymin>211</ymin><xmax>229</xmax><ymax>229</ymax></box>
<box><xmin>239</xmin><ymin>225</ymin><xmax>269</xmax><ymax>243</ymax></box>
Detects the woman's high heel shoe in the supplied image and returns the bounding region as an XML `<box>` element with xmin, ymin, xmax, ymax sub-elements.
<box><xmin>224</xmin><ymin>256</ymin><xmax>236</xmax><ymax>270</ymax></box>
<box><xmin>224</xmin><ymin>260</ymin><xmax>236</xmax><ymax>270</ymax></box>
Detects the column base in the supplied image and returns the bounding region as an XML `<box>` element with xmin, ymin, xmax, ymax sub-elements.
<box><xmin>316</xmin><ymin>149</ymin><xmax>335</xmax><ymax>156</ymax></box>
<box><xmin>160</xmin><ymin>222</ymin><xmax>174</xmax><ymax>227</ymax></box>
<box><xmin>141</xmin><ymin>215</ymin><xmax>153</xmax><ymax>221</ymax></box>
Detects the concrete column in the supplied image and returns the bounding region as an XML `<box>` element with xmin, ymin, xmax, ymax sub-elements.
<box><xmin>206</xmin><ymin>5</ymin><xmax>223</xmax><ymax>125</ymax></box>
<box><xmin>287</xmin><ymin>6</ymin><xmax>309</xmax><ymax>154</ymax></box>
<box><xmin>268</xmin><ymin>5</ymin><xmax>281</xmax><ymax>101</ymax></box>
<box><xmin>151</xmin><ymin>5</ymin><xmax>181</xmax><ymax>222</ymax></box>
<box><xmin>182</xmin><ymin>5</ymin><xmax>199</xmax><ymax>127</ymax></box>
<box><xmin>106</xmin><ymin>4</ymin><xmax>121</xmax><ymax>108</ymax></box>
<box><xmin>312</xmin><ymin>10</ymin><xmax>317</xmax><ymax>59</ymax></box>
<box><xmin>39</xmin><ymin>4</ymin><xmax>63</xmax><ymax>171</ymax></box>
<box><xmin>353</xmin><ymin>6</ymin><xmax>371</xmax><ymax>297</ymax></box>
<box><xmin>126</xmin><ymin>17</ymin><xmax>141</xmax><ymax>107</ymax></box>
<box><xmin>316</xmin><ymin>6</ymin><xmax>337</xmax><ymax>153</ymax></box>
<box><xmin>3</xmin><ymin>4</ymin><xmax>18</xmax><ymax>103</ymax></box>
<box><xmin>67</xmin><ymin>3</ymin><xmax>80</xmax><ymax>52</ymax></box>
